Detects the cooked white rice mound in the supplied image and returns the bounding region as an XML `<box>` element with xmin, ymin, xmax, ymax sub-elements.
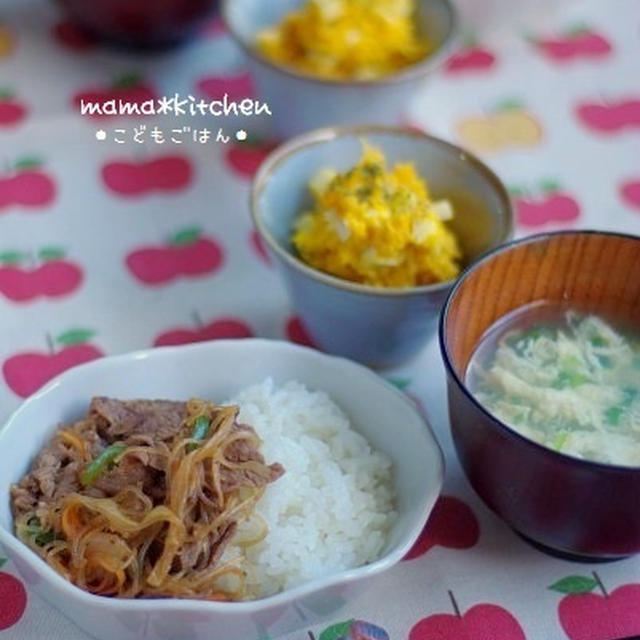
<box><xmin>228</xmin><ymin>378</ymin><xmax>395</xmax><ymax>598</ymax></box>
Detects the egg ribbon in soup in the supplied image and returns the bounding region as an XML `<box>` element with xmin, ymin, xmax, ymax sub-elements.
<box><xmin>466</xmin><ymin>308</ymin><xmax>640</xmax><ymax>467</ymax></box>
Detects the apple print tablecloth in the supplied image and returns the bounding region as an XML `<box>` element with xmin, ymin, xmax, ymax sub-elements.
<box><xmin>1</xmin><ymin>0</ymin><xmax>639</xmax><ymax>638</ymax></box>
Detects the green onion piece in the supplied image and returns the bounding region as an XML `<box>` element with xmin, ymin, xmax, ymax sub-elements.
<box><xmin>35</xmin><ymin>529</ymin><xmax>55</xmax><ymax>545</ymax></box>
<box><xmin>596</xmin><ymin>355</ymin><xmax>613</xmax><ymax>369</ymax></box>
<box><xmin>25</xmin><ymin>516</ymin><xmax>55</xmax><ymax>546</ymax></box>
<box><xmin>622</xmin><ymin>388</ymin><xmax>638</xmax><ymax>406</ymax></box>
<box><xmin>521</xmin><ymin>326</ymin><xmax>556</xmax><ymax>342</ymax></box>
<box><xmin>187</xmin><ymin>416</ymin><xmax>211</xmax><ymax>453</ymax></box>
<box><xmin>552</xmin><ymin>432</ymin><xmax>569</xmax><ymax>451</ymax></box>
<box><xmin>559</xmin><ymin>354</ymin><xmax>582</xmax><ymax>372</ymax></box>
<box><xmin>80</xmin><ymin>443</ymin><xmax>127</xmax><ymax>487</ymax></box>
<box><xmin>552</xmin><ymin>370</ymin><xmax>588</xmax><ymax>389</ymax></box>
<box><xmin>604</xmin><ymin>406</ymin><xmax>623</xmax><ymax>426</ymax></box>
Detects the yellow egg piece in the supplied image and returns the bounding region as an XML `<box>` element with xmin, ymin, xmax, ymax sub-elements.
<box><xmin>256</xmin><ymin>0</ymin><xmax>430</xmax><ymax>80</ymax></box>
<box><xmin>292</xmin><ymin>142</ymin><xmax>462</xmax><ymax>287</ymax></box>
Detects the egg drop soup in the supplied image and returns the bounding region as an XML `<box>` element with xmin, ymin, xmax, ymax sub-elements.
<box><xmin>466</xmin><ymin>304</ymin><xmax>640</xmax><ymax>467</ymax></box>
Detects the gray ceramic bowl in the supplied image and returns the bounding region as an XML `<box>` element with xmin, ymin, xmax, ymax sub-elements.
<box><xmin>251</xmin><ymin>126</ymin><xmax>514</xmax><ymax>368</ymax></box>
<box><xmin>222</xmin><ymin>0</ymin><xmax>457</xmax><ymax>138</ymax></box>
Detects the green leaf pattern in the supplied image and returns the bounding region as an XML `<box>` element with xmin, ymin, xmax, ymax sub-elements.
<box><xmin>548</xmin><ymin>575</ymin><xmax>598</xmax><ymax>594</ymax></box>
<box><xmin>14</xmin><ymin>156</ymin><xmax>42</xmax><ymax>171</ymax></box>
<box><xmin>38</xmin><ymin>246</ymin><xmax>66</xmax><ymax>261</ymax></box>
<box><xmin>169</xmin><ymin>227</ymin><xmax>201</xmax><ymax>246</ymax></box>
<box><xmin>0</xmin><ymin>250</ymin><xmax>26</xmax><ymax>264</ymax></box>
<box><xmin>56</xmin><ymin>328</ymin><xmax>96</xmax><ymax>346</ymax></box>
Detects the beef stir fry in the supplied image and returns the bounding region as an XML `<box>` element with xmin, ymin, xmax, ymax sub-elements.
<box><xmin>11</xmin><ymin>397</ymin><xmax>284</xmax><ymax>600</ymax></box>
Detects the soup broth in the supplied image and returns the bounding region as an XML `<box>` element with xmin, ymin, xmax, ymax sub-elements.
<box><xmin>466</xmin><ymin>303</ymin><xmax>640</xmax><ymax>467</ymax></box>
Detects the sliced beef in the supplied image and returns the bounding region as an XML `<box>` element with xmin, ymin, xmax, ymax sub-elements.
<box><xmin>92</xmin><ymin>456</ymin><xmax>159</xmax><ymax>498</ymax></box>
<box><xmin>10</xmin><ymin>432</ymin><xmax>86</xmax><ymax>520</ymax></box>
<box><xmin>31</xmin><ymin>450</ymin><xmax>64</xmax><ymax>500</ymax></box>
<box><xmin>220</xmin><ymin>426</ymin><xmax>285</xmax><ymax>492</ymax></box>
<box><xmin>12</xmin><ymin>395</ymin><xmax>285</xmax><ymax>594</ymax></box>
<box><xmin>177</xmin><ymin>522</ymin><xmax>238</xmax><ymax>574</ymax></box>
<box><xmin>11</xmin><ymin>481</ymin><xmax>38</xmax><ymax>515</ymax></box>
<box><xmin>206</xmin><ymin>522</ymin><xmax>238</xmax><ymax>568</ymax></box>
<box><xmin>90</xmin><ymin>397</ymin><xmax>187</xmax><ymax>443</ymax></box>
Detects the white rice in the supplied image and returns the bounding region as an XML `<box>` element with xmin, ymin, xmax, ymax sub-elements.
<box><xmin>227</xmin><ymin>378</ymin><xmax>395</xmax><ymax>598</ymax></box>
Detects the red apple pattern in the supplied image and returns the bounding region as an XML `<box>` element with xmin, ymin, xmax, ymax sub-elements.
<box><xmin>52</xmin><ymin>20</ymin><xmax>96</xmax><ymax>51</ymax></box>
<box><xmin>0</xmin><ymin>557</ymin><xmax>27</xmax><ymax>631</ymax></box>
<box><xmin>511</xmin><ymin>180</ymin><xmax>581</xmax><ymax>227</ymax></box>
<box><xmin>619</xmin><ymin>178</ymin><xmax>640</xmax><ymax>210</ymax></box>
<box><xmin>444</xmin><ymin>38</ymin><xmax>496</xmax><ymax>73</ymax></box>
<box><xmin>550</xmin><ymin>573</ymin><xmax>640</xmax><ymax>640</ymax></box>
<box><xmin>0</xmin><ymin>158</ymin><xmax>56</xmax><ymax>211</ymax></box>
<box><xmin>0</xmin><ymin>91</ymin><xmax>27</xmax><ymax>127</ymax></box>
<box><xmin>0</xmin><ymin>246</ymin><xmax>83</xmax><ymax>301</ymax></box>
<box><xmin>225</xmin><ymin>138</ymin><xmax>277</xmax><ymax>179</ymax></box>
<box><xmin>196</xmin><ymin>71</ymin><xmax>254</xmax><ymax>102</ymax></box>
<box><xmin>409</xmin><ymin>592</ymin><xmax>526</xmax><ymax>640</ymax></box>
<box><xmin>575</xmin><ymin>97</ymin><xmax>640</xmax><ymax>133</ymax></box>
<box><xmin>126</xmin><ymin>227</ymin><xmax>224</xmax><ymax>285</ymax></box>
<box><xmin>102</xmin><ymin>155</ymin><xmax>193</xmax><ymax>197</ymax></box>
<box><xmin>531</xmin><ymin>26</ymin><xmax>612</xmax><ymax>61</ymax></box>
<box><xmin>399</xmin><ymin>119</ymin><xmax>428</xmax><ymax>135</ymax></box>
<box><xmin>404</xmin><ymin>495</ymin><xmax>480</xmax><ymax>560</ymax></box>
<box><xmin>73</xmin><ymin>74</ymin><xmax>157</xmax><ymax>119</ymax></box>
<box><xmin>3</xmin><ymin>328</ymin><xmax>104</xmax><ymax>398</ymax></box>
<box><xmin>286</xmin><ymin>315</ymin><xmax>317</xmax><ymax>348</ymax></box>
<box><xmin>153</xmin><ymin>313</ymin><xmax>253</xmax><ymax>346</ymax></box>
<box><xmin>249</xmin><ymin>230</ymin><xmax>271</xmax><ymax>266</ymax></box>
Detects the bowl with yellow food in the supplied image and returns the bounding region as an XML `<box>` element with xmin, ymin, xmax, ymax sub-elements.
<box><xmin>221</xmin><ymin>0</ymin><xmax>457</xmax><ymax>138</ymax></box>
<box><xmin>251</xmin><ymin>125</ymin><xmax>514</xmax><ymax>367</ymax></box>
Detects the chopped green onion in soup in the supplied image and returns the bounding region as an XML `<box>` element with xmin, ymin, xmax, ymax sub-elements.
<box><xmin>466</xmin><ymin>310</ymin><xmax>640</xmax><ymax>467</ymax></box>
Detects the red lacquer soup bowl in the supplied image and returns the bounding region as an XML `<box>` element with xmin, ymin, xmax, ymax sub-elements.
<box><xmin>439</xmin><ymin>230</ymin><xmax>640</xmax><ymax>560</ymax></box>
<box><xmin>57</xmin><ymin>0</ymin><xmax>218</xmax><ymax>48</ymax></box>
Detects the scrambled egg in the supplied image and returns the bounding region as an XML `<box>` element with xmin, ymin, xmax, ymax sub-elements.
<box><xmin>292</xmin><ymin>143</ymin><xmax>462</xmax><ymax>288</ymax></box>
<box><xmin>256</xmin><ymin>0</ymin><xmax>429</xmax><ymax>80</ymax></box>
